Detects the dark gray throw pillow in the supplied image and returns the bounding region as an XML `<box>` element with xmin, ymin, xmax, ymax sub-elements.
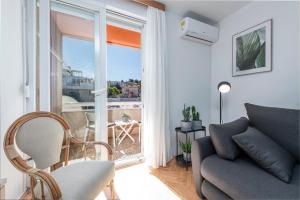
<box><xmin>209</xmin><ymin>117</ymin><xmax>249</xmax><ymax>160</ymax></box>
<box><xmin>245</xmin><ymin>103</ymin><xmax>300</xmax><ymax>162</ymax></box>
<box><xmin>232</xmin><ymin>127</ymin><xmax>296</xmax><ymax>183</ymax></box>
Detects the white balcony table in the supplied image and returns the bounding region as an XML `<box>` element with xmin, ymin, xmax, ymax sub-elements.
<box><xmin>113</xmin><ymin>120</ymin><xmax>140</xmax><ymax>147</ymax></box>
<box><xmin>83</xmin><ymin>115</ymin><xmax>140</xmax><ymax>148</ymax></box>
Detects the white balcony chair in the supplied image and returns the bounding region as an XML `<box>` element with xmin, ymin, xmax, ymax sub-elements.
<box><xmin>84</xmin><ymin>112</ymin><xmax>95</xmax><ymax>138</ymax></box>
<box><xmin>85</xmin><ymin>112</ymin><xmax>95</xmax><ymax>131</ymax></box>
<box><xmin>4</xmin><ymin>112</ymin><xmax>115</xmax><ymax>200</ymax></box>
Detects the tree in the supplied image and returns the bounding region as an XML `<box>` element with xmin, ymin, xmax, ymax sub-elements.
<box><xmin>108</xmin><ymin>86</ymin><xmax>121</xmax><ymax>98</ymax></box>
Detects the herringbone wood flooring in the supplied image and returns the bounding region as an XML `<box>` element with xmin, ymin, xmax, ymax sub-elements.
<box><xmin>151</xmin><ymin>159</ymin><xmax>200</xmax><ymax>200</ymax></box>
<box><xmin>21</xmin><ymin>158</ymin><xmax>199</xmax><ymax>200</ymax></box>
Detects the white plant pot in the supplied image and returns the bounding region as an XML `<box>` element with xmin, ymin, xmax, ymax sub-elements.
<box><xmin>192</xmin><ymin>120</ymin><xmax>202</xmax><ymax>130</ymax></box>
<box><xmin>181</xmin><ymin>121</ymin><xmax>192</xmax><ymax>131</ymax></box>
<box><xmin>122</xmin><ymin>116</ymin><xmax>130</xmax><ymax>122</ymax></box>
<box><xmin>183</xmin><ymin>152</ymin><xmax>191</xmax><ymax>162</ymax></box>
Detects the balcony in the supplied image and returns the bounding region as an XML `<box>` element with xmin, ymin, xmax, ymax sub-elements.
<box><xmin>61</xmin><ymin>98</ymin><xmax>142</xmax><ymax>161</ymax></box>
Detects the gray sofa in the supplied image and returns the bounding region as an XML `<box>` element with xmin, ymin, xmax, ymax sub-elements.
<box><xmin>191</xmin><ymin>103</ymin><xmax>300</xmax><ymax>199</ymax></box>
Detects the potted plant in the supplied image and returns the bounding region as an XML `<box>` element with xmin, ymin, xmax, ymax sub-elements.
<box><xmin>179</xmin><ymin>139</ymin><xmax>192</xmax><ymax>162</ymax></box>
<box><xmin>181</xmin><ymin>104</ymin><xmax>192</xmax><ymax>131</ymax></box>
<box><xmin>121</xmin><ymin>113</ymin><xmax>130</xmax><ymax>122</ymax></box>
<box><xmin>191</xmin><ymin>106</ymin><xmax>202</xmax><ymax>130</ymax></box>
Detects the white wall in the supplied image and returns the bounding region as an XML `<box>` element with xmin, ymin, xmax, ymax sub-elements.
<box><xmin>298</xmin><ymin>2</ymin><xmax>300</xmax><ymax>110</ymax></box>
<box><xmin>211</xmin><ymin>1</ymin><xmax>300</xmax><ymax>124</ymax></box>
<box><xmin>166</xmin><ymin>12</ymin><xmax>211</xmax><ymax>155</ymax></box>
<box><xmin>0</xmin><ymin>0</ymin><xmax>2</xmax><ymax>180</ymax></box>
<box><xmin>0</xmin><ymin>0</ymin><xmax>25</xmax><ymax>199</ymax></box>
<box><xmin>0</xmin><ymin>0</ymin><xmax>2</xmax><ymax>187</ymax></box>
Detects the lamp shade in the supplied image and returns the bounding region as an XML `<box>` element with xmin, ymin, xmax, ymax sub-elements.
<box><xmin>218</xmin><ymin>81</ymin><xmax>231</xmax><ymax>93</ymax></box>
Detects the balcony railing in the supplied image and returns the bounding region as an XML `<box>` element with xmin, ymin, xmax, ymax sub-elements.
<box><xmin>61</xmin><ymin>101</ymin><xmax>142</xmax><ymax>160</ymax></box>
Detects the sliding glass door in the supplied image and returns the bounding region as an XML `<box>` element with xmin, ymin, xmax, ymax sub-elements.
<box><xmin>38</xmin><ymin>0</ymin><xmax>108</xmax><ymax>160</ymax></box>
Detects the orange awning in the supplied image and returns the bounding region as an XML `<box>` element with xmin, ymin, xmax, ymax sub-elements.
<box><xmin>107</xmin><ymin>25</ymin><xmax>141</xmax><ymax>49</ymax></box>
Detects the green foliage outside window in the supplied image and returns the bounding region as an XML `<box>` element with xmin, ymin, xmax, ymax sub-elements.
<box><xmin>108</xmin><ymin>86</ymin><xmax>121</xmax><ymax>98</ymax></box>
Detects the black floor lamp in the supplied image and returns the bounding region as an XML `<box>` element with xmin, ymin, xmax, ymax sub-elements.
<box><xmin>218</xmin><ymin>81</ymin><xmax>231</xmax><ymax>124</ymax></box>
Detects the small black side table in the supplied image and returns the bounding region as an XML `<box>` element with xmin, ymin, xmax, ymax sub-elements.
<box><xmin>175</xmin><ymin>126</ymin><xmax>206</xmax><ymax>170</ymax></box>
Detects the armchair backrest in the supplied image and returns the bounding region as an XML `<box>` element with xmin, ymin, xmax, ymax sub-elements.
<box><xmin>4</xmin><ymin>112</ymin><xmax>71</xmax><ymax>171</ymax></box>
<box><xmin>16</xmin><ymin>117</ymin><xmax>64</xmax><ymax>169</ymax></box>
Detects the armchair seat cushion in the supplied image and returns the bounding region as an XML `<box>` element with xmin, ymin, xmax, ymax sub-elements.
<box><xmin>35</xmin><ymin>160</ymin><xmax>115</xmax><ymax>200</ymax></box>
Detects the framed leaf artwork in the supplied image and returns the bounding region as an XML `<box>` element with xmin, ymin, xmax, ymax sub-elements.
<box><xmin>232</xmin><ymin>19</ymin><xmax>272</xmax><ymax>76</ymax></box>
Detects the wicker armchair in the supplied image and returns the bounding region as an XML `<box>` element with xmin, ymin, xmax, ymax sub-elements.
<box><xmin>4</xmin><ymin>112</ymin><xmax>115</xmax><ymax>200</ymax></box>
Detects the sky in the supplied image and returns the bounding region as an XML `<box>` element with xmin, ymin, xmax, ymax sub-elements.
<box><xmin>62</xmin><ymin>36</ymin><xmax>141</xmax><ymax>81</ymax></box>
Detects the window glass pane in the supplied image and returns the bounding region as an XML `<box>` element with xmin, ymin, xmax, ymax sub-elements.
<box><xmin>50</xmin><ymin>5</ymin><xmax>96</xmax><ymax>161</ymax></box>
<box><xmin>107</xmin><ymin>44</ymin><xmax>141</xmax><ymax>102</ymax></box>
<box><xmin>62</xmin><ymin>36</ymin><xmax>95</xmax><ymax>103</ymax></box>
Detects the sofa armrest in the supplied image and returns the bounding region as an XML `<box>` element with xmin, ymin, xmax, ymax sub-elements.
<box><xmin>192</xmin><ymin>136</ymin><xmax>216</xmax><ymax>198</ymax></box>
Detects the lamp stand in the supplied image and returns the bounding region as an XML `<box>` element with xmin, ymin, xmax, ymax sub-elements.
<box><xmin>219</xmin><ymin>92</ymin><xmax>222</xmax><ymax>124</ymax></box>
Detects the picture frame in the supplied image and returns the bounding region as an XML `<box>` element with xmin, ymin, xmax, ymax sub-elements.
<box><xmin>232</xmin><ymin>19</ymin><xmax>272</xmax><ymax>77</ymax></box>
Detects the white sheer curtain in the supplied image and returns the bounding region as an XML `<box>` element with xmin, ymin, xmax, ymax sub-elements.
<box><xmin>143</xmin><ymin>7</ymin><xmax>171</xmax><ymax>168</ymax></box>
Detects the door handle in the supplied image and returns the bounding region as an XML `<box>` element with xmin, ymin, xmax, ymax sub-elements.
<box><xmin>91</xmin><ymin>88</ymin><xmax>106</xmax><ymax>96</ymax></box>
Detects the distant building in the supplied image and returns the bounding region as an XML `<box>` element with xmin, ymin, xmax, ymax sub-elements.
<box><xmin>108</xmin><ymin>81</ymin><xmax>119</xmax><ymax>87</ymax></box>
<box><xmin>108</xmin><ymin>80</ymin><xmax>125</xmax><ymax>88</ymax></box>
<box><xmin>62</xmin><ymin>66</ymin><xmax>95</xmax><ymax>102</ymax></box>
<box><xmin>63</xmin><ymin>65</ymin><xmax>141</xmax><ymax>102</ymax></box>
<box><xmin>122</xmin><ymin>82</ymin><xmax>140</xmax><ymax>98</ymax></box>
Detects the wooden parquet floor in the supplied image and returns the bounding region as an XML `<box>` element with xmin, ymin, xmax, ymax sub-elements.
<box><xmin>151</xmin><ymin>159</ymin><xmax>200</xmax><ymax>200</ymax></box>
<box><xmin>21</xmin><ymin>158</ymin><xmax>200</xmax><ymax>200</ymax></box>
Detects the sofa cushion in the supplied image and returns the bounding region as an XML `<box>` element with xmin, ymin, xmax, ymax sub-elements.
<box><xmin>245</xmin><ymin>103</ymin><xmax>300</xmax><ymax>161</ymax></box>
<box><xmin>233</xmin><ymin>127</ymin><xmax>295</xmax><ymax>183</ymax></box>
<box><xmin>209</xmin><ymin>117</ymin><xmax>249</xmax><ymax>160</ymax></box>
<box><xmin>201</xmin><ymin>155</ymin><xmax>300</xmax><ymax>200</ymax></box>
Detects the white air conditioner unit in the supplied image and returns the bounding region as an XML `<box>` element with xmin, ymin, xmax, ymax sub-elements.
<box><xmin>180</xmin><ymin>17</ymin><xmax>219</xmax><ymax>45</ymax></box>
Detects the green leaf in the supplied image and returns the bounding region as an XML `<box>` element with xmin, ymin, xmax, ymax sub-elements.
<box><xmin>236</xmin><ymin>30</ymin><xmax>261</xmax><ymax>71</ymax></box>
<box><xmin>236</xmin><ymin>37</ymin><xmax>244</xmax><ymax>68</ymax></box>
<box><xmin>182</xmin><ymin>104</ymin><xmax>191</xmax><ymax>121</ymax></box>
<box><xmin>255</xmin><ymin>42</ymin><xmax>265</xmax><ymax>68</ymax></box>
<box><xmin>179</xmin><ymin>139</ymin><xmax>192</xmax><ymax>153</ymax></box>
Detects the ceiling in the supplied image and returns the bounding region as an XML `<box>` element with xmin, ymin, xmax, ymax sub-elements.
<box><xmin>159</xmin><ymin>0</ymin><xmax>251</xmax><ymax>23</ymax></box>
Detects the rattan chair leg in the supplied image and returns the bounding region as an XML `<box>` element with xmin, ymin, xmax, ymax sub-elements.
<box><xmin>110</xmin><ymin>179</ymin><xmax>115</xmax><ymax>200</ymax></box>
